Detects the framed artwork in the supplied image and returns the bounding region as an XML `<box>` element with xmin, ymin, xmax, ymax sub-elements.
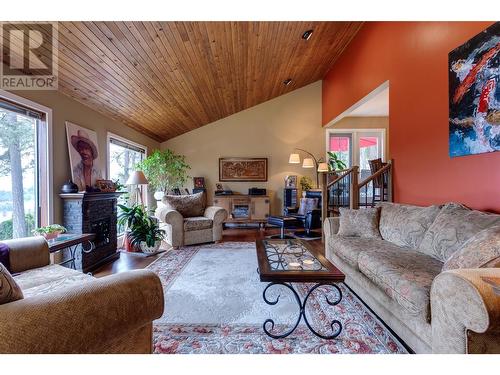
<box><xmin>193</xmin><ymin>177</ymin><xmax>205</xmax><ymax>188</ymax></box>
<box><xmin>285</xmin><ymin>175</ymin><xmax>297</xmax><ymax>188</ymax></box>
<box><xmin>215</xmin><ymin>183</ymin><xmax>223</xmax><ymax>191</ymax></box>
<box><xmin>65</xmin><ymin>121</ymin><xmax>103</xmax><ymax>192</ymax></box>
<box><xmin>219</xmin><ymin>157</ymin><xmax>268</xmax><ymax>182</ymax></box>
<box><xmin>449</xmin><ymin>22</ymin><xmax>500</xmax><ymax>157</ymax></box>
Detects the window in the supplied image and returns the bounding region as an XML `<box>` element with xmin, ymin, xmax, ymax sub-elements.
<box><xmin>107</xmin><ymin>133</ymin><xmax>147</xmax><ymax>234</ymax></box>
<box><xmin>0</xmin><ymin>93</ymin><xmax>51</xmax><ymax>240</ymax></box>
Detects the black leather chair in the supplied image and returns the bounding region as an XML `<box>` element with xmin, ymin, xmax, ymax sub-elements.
<box><xmin>284</xmin><ymin>190</ymin><xmax>322</xmax><ymax>238</ymax></box>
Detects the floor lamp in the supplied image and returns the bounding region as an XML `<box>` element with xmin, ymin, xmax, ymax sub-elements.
<box><xmin>126</xmin><ymin>171</ymin><xmax>149</xmax><ymax>206</ymax></box>
<box><xmin>289</xmin><ymin>148</ymin><xmax>328</xmax><ymax>188</ymax></box>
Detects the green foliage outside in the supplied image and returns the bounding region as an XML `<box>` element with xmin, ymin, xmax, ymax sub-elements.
<box><xmin>0</xmin><ymin>213</ymin><xmax>35</xmax><ymax>241</ymax></box>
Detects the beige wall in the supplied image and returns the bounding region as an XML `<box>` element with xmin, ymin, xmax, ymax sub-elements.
<box><xmin>329</xmin><ymin>116</ymin><xmax>389</xmax><ymax>160</ymax></box>
<box><xmin>161</xmin><ymin>81</ymin><xmax>324</xmax><ymax>215</ymax></box>
<box><xmin>5</xmin><ymin>89</ymin><xmax>161</xmax><ymax>224</ymax></box>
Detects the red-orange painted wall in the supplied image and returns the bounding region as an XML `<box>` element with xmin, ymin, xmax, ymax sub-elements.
<box><xmin>322</xmin><ymin>22</ymin><xmax>500</xmax><ymax>213</ymax></box>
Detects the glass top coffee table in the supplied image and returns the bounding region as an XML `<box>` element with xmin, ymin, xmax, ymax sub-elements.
<box><xmin>255</xmin><ymin>238</ymin><xmax>345</xmax><ymax>340</ymax></box>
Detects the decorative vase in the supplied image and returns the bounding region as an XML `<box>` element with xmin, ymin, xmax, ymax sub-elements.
<box><xmin>302</xmin><ymin>191</ymin><xmax>307</xmax><ymax>198</ymax></box>
<box><xmin>140</xmin><ymin>240</ymin><xmax>161</xmax><ymax>254</ymax></box>
<box><xmin>154</xmin><ymin>191</ymin><xmax>164</xmax><ymax>201</ymax></box>
<box><xmin>123</xmin><ymin>232</ymin><xmax>138</xmax><ymax>252</ymax></box>
<box><xmin>60</xmin><ymin>180</ymin><xmax>79</xmax><ymax>193</ymax></box>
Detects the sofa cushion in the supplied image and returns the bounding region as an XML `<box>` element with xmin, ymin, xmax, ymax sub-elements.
<box><xmin>0</xmin><ymin>263</ymin><xmax>23</xmax><ymax>304</ymax></box>
<box><xmin>443</xmin><ymin>224</ymin><xmax>500</xmax><ymax>271</ymax></box>
<box><xmin>358</xmin><ymin>247</ymin><xmax>443</xmax><ymax>320</ymax></box>
<box><xmin>328</xmin><ymin>235</ymin><xmax>410</xmax><ymax>270</ymax></box>
<box><xmin>14</xmin><ymin>264</ymin><xmax>93</xmax><ymax>298</ymax></box>
<box><xmin>337</xmin><ymin>207</ymin><xmax>381</xmax><ymax>239</ymax></box>
<box><xmin>419</xmin><ymin>202</ymin><xmax>500</xmax><ymax>262</ymax></box>
<box><xmin>184</xmin><ymin>217</ymin><xmax>213</xmax><ymax>232</ymax></box>
<box><xmin>377</xmin><ymin>202</ymin><xmax>441</xmax><ymax>249</ymax></box>
<box><xmin>162</xmin><ymin>192</ymin><xmax>206</xmax><ymax>218</ymax></box>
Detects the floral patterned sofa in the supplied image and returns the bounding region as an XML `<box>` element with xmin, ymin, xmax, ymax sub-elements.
<box><xmin>324</xmin><ymin>202</ymin><xmax>500</xmax><ymax>354</ymax></box>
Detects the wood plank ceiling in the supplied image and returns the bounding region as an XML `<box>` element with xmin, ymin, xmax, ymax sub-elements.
<box><xmin>7</xmin><ymin>22</ymin><xmax>363</xmax><ymax>142</ymax></box>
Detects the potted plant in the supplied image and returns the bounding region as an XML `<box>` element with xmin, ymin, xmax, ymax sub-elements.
<box><xmin>327</xmin><ymin>151</ymin><xmax>347</xmax><ymax>175</ymax></box>
<box><xmin>128</xmin><ymin>214</ymin><xmax>166</xmax><ymax>254</ymax></box>
<box><xmin>136</xmin><ymin>149</ymin><xmax>191</xmax><ymax>201</ymax></box>
<box><xmin>299</xmin><ymin>176</ymin><xmax>313</xmax><ymax>197</ymax></box>
<box><xmin>117</xmin><ymin>204</ymin><xmax>147</xmax><ymax>252</ymax></box>
<box><xmin>32</xmin><ymin>224</ymin><xmax>67</xmax><ymax>240</ymax></box>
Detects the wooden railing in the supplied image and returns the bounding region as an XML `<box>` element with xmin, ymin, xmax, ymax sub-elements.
<box><xmin>355</xmin><ymin>160</ymin><xmax>392</xmax><ymax>209</ymax></box>
<box><xmin>321</xmin><ymin>166</ymin><xmax>358</xmax><ymax>219</ymax></box>
<box><xmin>321</xmin><ymin>160</ymin><xmax>393</xmax><ymax>218</ymax></box>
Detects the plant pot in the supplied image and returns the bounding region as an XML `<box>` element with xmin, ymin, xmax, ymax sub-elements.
<box><xmin>42</xmin><ymin>231</ymin><xmax>62</xmax><ymax>240</ymax></box>
<box><xmin>140</xmin><ymin>240</ymin><xmax>161</xmax><ymax>254</ymax></box>
<box><xmin>123</xmin><ymin>232</ymin><xmax>139</xmax><ymax>252</ymax></box>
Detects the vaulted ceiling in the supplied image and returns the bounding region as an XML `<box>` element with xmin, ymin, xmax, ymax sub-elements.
<box><xmin>7</xmin><ymin>22</ymin><xmax>363</xmax><ymax>142</ymax></box>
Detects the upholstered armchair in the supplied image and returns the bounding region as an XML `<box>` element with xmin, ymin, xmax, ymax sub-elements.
<box><xmin>0</xmin><ymin>237</ymin><xmax>164</xmax><ymax>354</ymax></box>
<box><xmin>155</xmin><ymin>192</ymin><xmax>227</xmax><ymax>248</ymax></box>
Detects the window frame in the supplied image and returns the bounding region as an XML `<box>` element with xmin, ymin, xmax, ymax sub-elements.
<box><xmin>0</xmin><ymin>89</ymin><xmax>53</xmax><ymax>228</ymax></box>
<box><xmin>106</xmin><ymin>132</ymin><xmax>148</xmax><ymax>203</ymax></box>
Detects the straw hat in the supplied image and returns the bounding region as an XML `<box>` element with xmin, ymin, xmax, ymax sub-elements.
<box><xmin>71</xmin><ymin>129</ymin><xmax>98</xmax><ymax>159</ymax></box>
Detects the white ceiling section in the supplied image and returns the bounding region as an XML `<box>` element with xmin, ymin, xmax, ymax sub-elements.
<box><xmin>348</xmin><ymin>87</ymin><xmax>389</xmax><ymax>117</ymax></box>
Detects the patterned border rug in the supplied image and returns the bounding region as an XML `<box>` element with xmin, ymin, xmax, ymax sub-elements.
<box><xmin>148</xmin><ymin>242</ymin><xmax>407</xmax><ymax>354</ymax></box>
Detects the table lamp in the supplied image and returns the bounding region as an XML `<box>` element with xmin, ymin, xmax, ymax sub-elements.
<box><xmin>126</xmin><ymin>171</ymin><xmax>149</xmax><ymax>206</ymax></box>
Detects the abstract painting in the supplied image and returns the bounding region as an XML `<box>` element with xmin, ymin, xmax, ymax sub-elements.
<box><xmin>219</xmin><ymin>158</ymin><xmax>268</xmax><ymax>182</ymax></box>
<box><xmin>449</xmin><ymin>22</ymin><xmax>500</xmax><ymax>157</ymax></box>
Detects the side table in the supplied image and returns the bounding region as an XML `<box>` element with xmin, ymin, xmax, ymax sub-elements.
<box><xmin>47</xmin><ymin>233</ymin><xmax>96</xmax><ymax>270</ymax></box>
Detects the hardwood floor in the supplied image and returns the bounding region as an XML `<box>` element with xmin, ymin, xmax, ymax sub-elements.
<box><xmin>92</xmin><ymin>227</ymin><xmax>324</xmax><ymax>278</ymax></box>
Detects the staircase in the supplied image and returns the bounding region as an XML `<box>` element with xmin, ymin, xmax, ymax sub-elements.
<box><xmin>321</xmin><ymin>160</ymin><xmax>393</xmax><ymax>218</ymax></box>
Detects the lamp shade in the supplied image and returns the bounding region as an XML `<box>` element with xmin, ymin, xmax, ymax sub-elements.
<box><xmin>289</xmin><ymin>153</ymin><xmax>301</xmax><ymax>164</ymax></box>
<box><xmin>302</xmin><ymin>158</ymin><xmax>314</xmax><ymax>168</ymax></box>
<box><xmin>317</xmin><ymin>162</ymin><xmax>329</xmax><ymax>172</ymax></box>
<box><xmin>126</xmin><ymin>171</ymin><xmax>149</xmax><ymax>185</ymax></box>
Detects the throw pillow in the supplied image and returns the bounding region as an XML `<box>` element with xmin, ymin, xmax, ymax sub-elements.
<box><xmin>297</xmin><ymin>198</ymin><xmax>318</xmax><ymax>216</ymax></box>
<box><xmin>0</xmin><ymin>242</ymin><xmax>11</xmax><ymax>271</ymax></box>
<box><xmin>443</xmin><ymin>224</ymin><xmax>500</xmax><ymax>271</ymax></box>
<box><xmin>419</xmin><ymin>202</ymin><xmax>500</xmax><ymax>262</ymax></box>
<box><xmin>0</xmin><ymin>263</ymin><xmax>23</xmax><ymax>305</ymax></box>
<box><xmin>377</xmin><ymin>202</ymin><xmax>441</xmax><ymax>249</ymax></box>
<box><xmin>337</xmin><ymin>207</ymin><xmax>381</xmax><ymax>239</ymax></box>
<box><xmin>162</xmin><ymin>192</ymin><xmax>206</xmax><ymax>218</ymax></box>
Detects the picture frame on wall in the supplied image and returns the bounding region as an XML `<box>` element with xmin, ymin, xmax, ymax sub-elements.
<box><xmin>219</xmin><ymin>157</ymin><xmax>268</xmax><ymax>182</ymax></box>
<box><xmin>285</xmin><ymin>175</ymin><xmax>297</xmax><ymax>188</ymax></box>
<box><xmin>449</xmin><ymin>22</ymin><xmax>500</xmax><ymax>157</ymax></box>
<box><xmin>65</xmin><ymin>121</ymin><xmax>103</xmax><ymax>192</ymax></box>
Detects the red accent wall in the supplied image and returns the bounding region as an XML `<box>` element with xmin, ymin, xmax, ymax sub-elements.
<box><xmin>322</xmin><ymin>22</ymin><xmax>500</xmax><ymax>213</ymax></box>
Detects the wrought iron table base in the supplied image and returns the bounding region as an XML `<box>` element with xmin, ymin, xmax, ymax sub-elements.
<box><xmin>57</xmin><ymin>240</ymin><xmax>95</xmax><ymax>270</ymax></box>
<box><xmin>262</xmin><ymin>282</ymin><xmax>342</xmax><ymax>340</ymax></box>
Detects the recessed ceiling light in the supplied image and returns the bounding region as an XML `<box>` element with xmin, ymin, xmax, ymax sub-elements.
<box><xmin>302</xmin><ymin>29</ymin><xmax>313</xmax><ymax>41</ymax></box>
<box><xmin>283</xmin><ymin>78</ymin><xmax>293</xmax><ymax>86</ymax></box>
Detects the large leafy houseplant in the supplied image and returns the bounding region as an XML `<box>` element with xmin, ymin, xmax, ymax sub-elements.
<box><xmin>136</xmin><ymin>149</ymin><xmax>191</xmax><ymax>194</ymax></box>
<box><xmin>118</xmin><ymin>204</ymin><xmax>165</xmax><ymax>252</ymax></box>
<box><xmin>327</xmin><ymin>151</ymin><xmax>347</xmax><ymax>172</ymax></box>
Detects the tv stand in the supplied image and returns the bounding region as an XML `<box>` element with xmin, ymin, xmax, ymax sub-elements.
<box><xmin>213</xmin><ymin>194</ymin><xmax>270</xmax><ymax>226</ymax></box>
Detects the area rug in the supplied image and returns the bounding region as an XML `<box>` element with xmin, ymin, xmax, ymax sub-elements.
<box><xmin>148</xmin><ymin>242</ymin><xmax>407</xmax><ymax>354</ymax></box>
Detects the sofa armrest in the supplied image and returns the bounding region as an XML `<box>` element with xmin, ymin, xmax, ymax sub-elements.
<box><xmin>0</xmin><ymin>269</ymin><xmax>164</xmax><ymax>353</ymax></box>
<box><xmin>155</xmin><ymin>206</ymin><xmax>184</xmax><ymax>247</ymax></box>
<box><xmin>323</xmin><ymin>217</ymin><xmax>340</xmax><ymax>237</ymax></box>
<box><xmin>431</xmin><ymin>268</ymin><xmax>500</xmax><ymax>353</ymax></box>
<box><xmin>3</xmin><ymin>236</ymin><xmax>50</xmax><ymax>273</ymax></box>
<box><xmin>204</xmin><ymin>206</ymin><xmax>227</xmax><ymax>224</ymax></box>
<box><xmin>204</xmin><ymin>206</ymin><xmax>228</xmax><ymax>242</ymax></box>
